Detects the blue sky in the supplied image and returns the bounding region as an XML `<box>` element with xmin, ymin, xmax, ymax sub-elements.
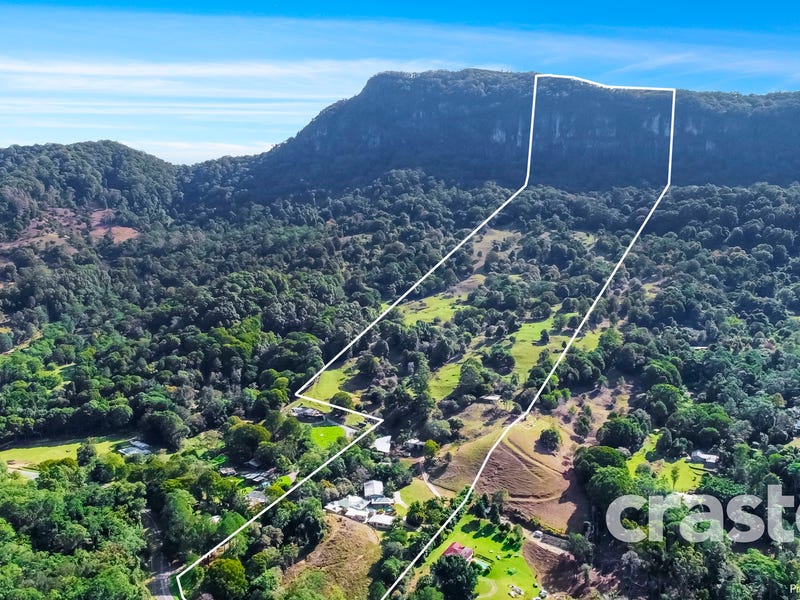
<box><xmin>1</xmin><ymin>2</ymin><xmax>799</xmax><ymax>163</ymax></box>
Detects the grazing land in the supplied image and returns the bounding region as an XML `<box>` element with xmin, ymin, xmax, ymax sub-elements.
<box><xmin>424</xmin><ymin>514</ymin><xmax>540</xmax><ymax>600</ymax></box>
<box><xmin>0</xmin><ymin>434</ymin><xmax>129</xmax><ymax>468</ymax></box>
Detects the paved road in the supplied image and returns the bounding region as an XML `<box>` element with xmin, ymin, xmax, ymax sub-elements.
<box><xmin>142</xmin><ymin>509</ymin><xmax>176</xmax><ymax>600</ymax></box>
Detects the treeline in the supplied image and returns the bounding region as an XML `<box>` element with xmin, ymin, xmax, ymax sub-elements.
<box><xmin>0</xmin><ymin>456</ymin><xmax>148</xmax><ymax>599</ymax></box>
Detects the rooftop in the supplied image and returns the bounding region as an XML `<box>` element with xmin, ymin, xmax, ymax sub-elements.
<box><xmin>364</xmin><ymin>480</ymin><xmax>384</xmax><ymax>498</ymax></box>
<box><xmin>372</xmin><ymin>435</ymin><xmax>392</xmax><ymax>454</ymax></box>
<box><xmin>443</xmin><ymin>541</ymin><xmax>474</xmax><ymax>561</ymax></box>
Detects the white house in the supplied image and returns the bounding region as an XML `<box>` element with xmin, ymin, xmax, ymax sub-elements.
<box><xmin>404</xmin><ymin>438</ymin><xmax>426</xmax><ymax>450</ymax></box>
<box><xmin>369</xmin><ymin>497</ymin><xmax>395</xmax><ymax>509</ymax></box>
<box><xmin>344</xmin><ymin>508</ymin><xmax>370</xmax><ymax>522</ymax></box>
<box><xmin>691</xmin><ymin>450</ymin><xmax>720</xmax><ymax>468</ymax></box>
<box><xmin>363</xmin><ymin>480</ymin><xmax>384</xmax><ymax>499</ymax></box>
<box><xmin>367</xmin><ymin>513</ymin><xmax>395</xmax><ymax>530</ymax></box>
<box><xmin>325</xmin><ymin>495</ymin><xmax>370</xmax><ymax>514</ymax></box>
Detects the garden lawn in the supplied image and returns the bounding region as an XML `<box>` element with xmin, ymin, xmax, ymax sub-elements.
<box><xmin>398</xmin><ymin>478</ymin><xmax>435</xmax><ymax>512</ymax></box>
<box><xmin>0</xmin><ymin>434</ymin><xmax>129</xmax><ymax>468</ymax></box>
<box><xmin>309</xmin><ymin>424</ymin><xmax>346</xmax><ymax>449</ymax></box>
<box><xmin>425</xmin><ymin>515</ymin><xmax>540</xmax><ymax>600</ymax></box>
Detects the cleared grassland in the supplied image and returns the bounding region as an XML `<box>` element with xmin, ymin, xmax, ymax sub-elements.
<box><xmin>432</xmin><ymin>416</ymin><xmax>589</xmax><ymax>533</ymax></box>
<box><xmin>0</xmin><ymin>434</ymin><xmax>129</xmax><ymax>468</ymax></box>
<box><xmin>429</xmin><ymin>361</ymin><xmax>462</xmax><ymax>400</ymax></box>
<box><xmin>503</xmin><ymin>317</ymin><xmax>603</xmax><ymax>382</ymax></box>
<box><xmin>628</xmin><ymin>433</ymin><xmax>705</xmax><ymax>492</ymax></box>
<box><xmin>309</xmin><ymin>424</ymin><xmax>346</xmax><ymax>449</ymax></box>
<box><xmin>505</xmin><ymin>319</ymin><xmax>558</xmax><ymax>380</ymax></box>
<box><xmin>306</xmin><ymin>367</ymin><xmax>349</xmax><ymax>401</ymax></box>
<box><xmin>471</xmin><ymin>228</ymin><xmax>522</xmax><ymax>272</ymax></box>
<box><xmin>400</xmin><ymin>292</ymin><xmax>466</xmax><ymax>325</ymax></box>
<box><xmin>424</xmin><ymin>514</ymin><xmax>540</xmax><ymax>600</ymax></box>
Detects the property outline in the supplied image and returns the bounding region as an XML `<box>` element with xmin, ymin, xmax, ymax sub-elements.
<box><xmin>175</xmin><ymin>73</ymin><xmax>677</xmax><ymax>600</ymax></box>
<box><xmin>380</xmin><ymin>74</ymin><xmax>676</xmax><ymax>598</ymax></box>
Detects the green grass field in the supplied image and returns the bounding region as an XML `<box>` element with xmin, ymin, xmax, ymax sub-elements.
<box><xmin>505</xmin><ymin>317</ymin><xmax>602</xmax><ymax>380</ymax></box>
<box><xmin>0</xmin><ymin>434</ymin><xmax>130</xmax><ymax>468</ymax></box>
<box><xmin>309</xmin><ymin>424</ymin><xmax>346</xmax><ymax>449</ymax></box>
<box><xmin>574</xmin><ymin>327</ymin><xmax>602</xmax><ymax>351</ymax></box>
<box><xmin>306</xmin><ymin>367</ymin><xmax>349</xmax><ymax>401</ymax></box>
<box><xmin>396</xmin><ymin>477</ymin><xmax>435</xmax><ymax>515</ymax></box>
<box><xmin>627</xmin><ymin>434</ymin><xmax>658</xmax><ymax>474</ymax></box>
<box><xmin>506</xmin><ymin>320</ymin><xmax>555</xmax><ymax>379</ymax></box>
<box><xmin>628</xmin><ymin>433</ymin><xmax>705</xmax><ymax>492</ymax></box>
<box><xmin>400</xmin><ymin>292</ymin><xmax>465</xmax><ymax>325</ymax></box>
<box><xmin>425</xmin><ymin>515</ymin><xmax>540</xmax><ymax>599</ymax></box>
<box><xmin>429</xmin><ymin>361</ymin><xmax>462</xmax><ymax>400</ymax></box>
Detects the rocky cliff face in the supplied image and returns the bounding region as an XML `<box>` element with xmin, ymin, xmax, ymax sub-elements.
<box><xmin>238</xmin><ymin>69</ymin><xmax>800</xmax><ymax>195</ymax></box>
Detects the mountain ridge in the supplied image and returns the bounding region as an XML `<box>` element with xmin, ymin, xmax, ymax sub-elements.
<box><xmin>2</xmin><ymin>69</ymin><xmax>799</xmax><ymax>222</ymax></box>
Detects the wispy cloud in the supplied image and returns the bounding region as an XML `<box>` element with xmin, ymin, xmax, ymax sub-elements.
<box><xmin>121</xmin><ymin>140</ymin><xmax>274</xmax><ymax>163</ymax></box>
<box><xmin>1</xmin><ymin>7</ymin><xmax>799</xmax><ymax>163</ymax></box>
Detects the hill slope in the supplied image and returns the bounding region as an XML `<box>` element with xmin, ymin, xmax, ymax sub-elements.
<box><xmin>185</xmin><ymin>69</ymin><xmax>800</xmax><ymax>204</ymax></box>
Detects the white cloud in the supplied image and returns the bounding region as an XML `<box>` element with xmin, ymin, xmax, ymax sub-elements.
<box><xmin>2</xmin><ymin>13</ymin><xmax>799</xmax><ymax>163</ymax></box>
<box><xmin>0</xmin><ymin>56</ymin><xmax>455</xmax><ymax>78</ymax></box>
<box><xmin>121</xmin><ymin>140</ymin><xmax>275</xmax><ymax>164</ymax></box>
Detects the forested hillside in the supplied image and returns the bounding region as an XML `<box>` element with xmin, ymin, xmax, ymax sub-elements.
<box><xmin>204</xmin><ymin>69</ymin><xmax>800</xmax><ymax>196</ymax></box>
<box><xmin>1</xmin><ymin>69</ymin><xmax>800</xmax><ymax>600</ymax></box>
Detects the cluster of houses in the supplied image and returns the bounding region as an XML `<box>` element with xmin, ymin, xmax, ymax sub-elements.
<box><xmin>220</xmin><ymin>463</ymin><xmax>280</xmax><ymax>486</ymax></box>
<box><xmin>216</xmin><ymin>459</ymin><xmax>296</xmax><ymax>507</ymax></box>
<box><xmin>370</xmin><ymin>435</ymin><xmax>428</xmax><ymax>457</ymax></box>
<box><xmin>324</xmin><ymin>479</ymin><xmax>397</xmax><ymax>530</ymax></box>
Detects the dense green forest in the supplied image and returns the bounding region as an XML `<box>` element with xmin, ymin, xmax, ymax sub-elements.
<box><xmin>1</xmin><ymin>120</ymin><xmax>800</xmax><ymax>600</ymax></box>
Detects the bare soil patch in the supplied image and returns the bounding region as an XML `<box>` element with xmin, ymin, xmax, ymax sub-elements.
<box><xmin>524</xmin><ymin>541</ymin><xmax>619</xmax><ymax>599</ymax></box>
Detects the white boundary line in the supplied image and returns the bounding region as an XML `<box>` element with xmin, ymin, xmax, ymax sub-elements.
<box><xmin>380</xmin><ymin>75</ymin><xmax>676</xmax><ymax>599</ymax></box>
<box><xmin>175</xmin><ymin>73</ymin><xmax>676</xmax><ymax>600</ymax></box>
<box><xmin>175</xmin><ymin>73</ymin><xmax>538</xmax><ymax>600</ymax></box>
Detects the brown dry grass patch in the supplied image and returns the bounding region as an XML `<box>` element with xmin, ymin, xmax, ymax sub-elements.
<box><xmin>284</xmin><ymin>514</ymin><xmax>381</xmax><ymax>600</ymax></box>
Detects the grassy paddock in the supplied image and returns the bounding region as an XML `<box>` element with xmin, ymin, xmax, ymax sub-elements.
<box><xmin>424</xmin><ymin>514</ymin><xmax>540</xmax><ymax>599</ymax></box>
<box><xmin>0</xmin><ymin>434</ymin><xmax>130</xmax><ymax>468</ymax></box>
<box><xmin>306</xmin><ymin>367</ymin><xmax>349</xmax><ymax>401</ymax></box>
<box><xmin>429</xmin><ymin>361</ymin><xmax>462</xmax><ymax>400</ymax></box>
<box><xmin>400</xmin><ymin>292</ymin><xmax>466</xmax><ymax>326</ymax></box>
<box><xmin>628</xmin><ymin>433</ymin><xmax>705</xmax><ymax>492</ymax></box>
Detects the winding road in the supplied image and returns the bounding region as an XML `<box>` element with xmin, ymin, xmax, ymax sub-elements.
<box><xmin>142</xmin><ymin>509</ymin><xmax>176</xmax><ymax>600</ymax></box>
